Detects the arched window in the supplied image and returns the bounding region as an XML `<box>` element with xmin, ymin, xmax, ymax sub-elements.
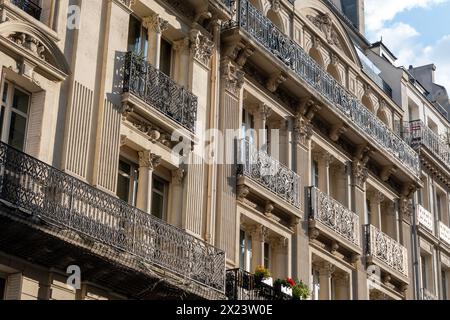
<box><xmin>267</xmin><ymin>9</ymin><xmax>284</xmax><ymax>33</ymax></box>
<box><xmin>377</xmin><ymin>109</ymin><xmax>391</xmax><ymax>128</ymax></box>
<box><xmin>327</xmin><ymin>64</ymin><xmax>341</xmax><ymax>84</ymax></box>
<box><xmin>362</xmin><ymin>95</ymin><xmax>374</xmax><ymax>113</ymax></box>
<box><xmin>309</xmin><ymin>47</ymin><xmax>325</xmax><ymax>68</ymax></box>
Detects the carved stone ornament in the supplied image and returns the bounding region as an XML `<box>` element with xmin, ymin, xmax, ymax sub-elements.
<box><xmin>190</xmin><ymin>29</ymin><xmax>214</xmax><ymax>66</ymax></box>
<box><xmin>221</xmin><ymin>58</ymin><xmax>245</xmax><ymax>96</ymax></box>
<box><xmin>143</xmin><ymin>13</ymin><xmax>169</xmax><ymax>33</ymax></box>
<box><xmin>8</xmin><ymin>32</ymin><xmax>47</xmax><ymax>60</ymax></box>
<box><xmin>307</xmin><ymin>13</ymin><xmax>342</xmax><ymax>49</ymax></box>
<box><xmin>138</xmin><ymin>151</ymin><xmax>161</xmax><ymax>170</ymax></box>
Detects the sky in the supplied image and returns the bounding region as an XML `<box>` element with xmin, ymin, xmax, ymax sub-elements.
<box><xmin>365</xmin><ymin>0</ymin><xmax>450</xmax><ymax>91</ymax></box>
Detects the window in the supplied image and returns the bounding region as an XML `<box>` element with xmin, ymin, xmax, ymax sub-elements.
<box><xmin>366</xmin><ymin>199</ymin><xmax>371</xmax><ymax>225</ymax></box>
<box><xmin>0</xmin><ymin>275</ymin><xmax>5</xmax><ymax>300</ymax></box>
<box><xmin>421</xmin><ymin>255</ymin><xmax>429</xmax><ymax>290</ymax></box>
<box><xmin>263</xmin><ymin>242</ymin><xmax>271</xmax><ymax>270</ymax></box>
<box><xmin>0</xmin><ymin>81</ymin><xmax>30</xmax><ymax>151</ymax></box>
<box><xmin>241</xmin><ymin>109</ymin><xmax>255</xmax><ymax>144</ymax></box>
<box><xmin>127</xmin><ymin>15</ymin><xmax>148</xmax><ymax>57</ymax></box>
<box><xmin>239</xmin><ymin>230</ymin><xmax>252</xmax><ymax>272</ymax></box>
<box><xmin>436</xmin><ymin>193</ymin><xmax>443</xmax><ymax>221</ymax></box>
<box><xmin>312</xmin><ymin>160</ymin><xmax>319</xmax><ymax>188</ymax></box>
<box><xmin>442</xmin><ymin>270</ymin><xmax>448</xmax><ymax>300</ymax></box>
<box><xmin>159</xmin><ymin>38</ymin><xmax>172</xmax><ymax>76</ymax></box>
<box><xmin>151</xmin><ymin>176</ymin><xmax>168</xmax><ymax>220</ymax></box>
<box><xmin>117</xmin><ymin>159</ymin><xmax>139</xmax><ymax>206</ymax></box>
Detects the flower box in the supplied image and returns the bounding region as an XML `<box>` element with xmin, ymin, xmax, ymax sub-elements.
<box><xmin>281</xmin><ymin>285</ymin><xmax>293</xmax><ymax>296</ymax></box>
<box><xmin>261</xmin><ymin>277</ymin><xmax>273</xmax><ymax>287</ymax></box>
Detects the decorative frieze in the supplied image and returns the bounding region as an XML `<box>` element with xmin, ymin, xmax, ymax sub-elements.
<box><xmin>8</xmin><ymin>32</ymin><xmax>46</xmax><ymax>60</ymax></box>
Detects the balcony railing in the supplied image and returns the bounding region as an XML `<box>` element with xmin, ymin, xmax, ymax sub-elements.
<box><xmin>224</xmin><ymin>0</ymin><xmax>420</xmax><ymax>177</ymax></box>
<box><xmin>237</xmin><ymin>139</ymin><xmax>300</xmax><ymax>208</ymax></box>
<box><xmin>421</xmin><ymin>288</ymin><xmax>438</xmax><ymax>300</ymax></box>
<box><xmin>0</xmin><ymin>142</ymin><xmax>225</xmax><ymax>293</ymax></box>
<box><xmin>10</xmin><ymin>0</ymin><xmax>41</xmax><ymax>20</ymax></box>
<box><xmin>308</xmin><ymin>187</ymin><xmax>360</xmax><ymax>247</ymax></box>
<box><xmin>226</xmin><ymin>269</ymin><xmax>291</xmax><ymax>300</ymax></box>
<box><xmin>364</xmin><ymin>224</ymin><xmax>408</xmax><ymax>277</ymax></box>
<box><xmin>122</xmin><ymin>52</ymin><xmax>198</xmax><ymax>132</ymax></box>
<box><xmin>417</xmin><ymin>204</ymin><xmax>434</xmax><ymax>234</ymax></box>
<box><xmin>439</xmin><ymin>222</ymin><xmax>450</xmax><ymax>246</ymax></box>
<box><xmin>407</xmin><ymin>120</ymin><xmax>450</xmax><ymax>169</ymax></box>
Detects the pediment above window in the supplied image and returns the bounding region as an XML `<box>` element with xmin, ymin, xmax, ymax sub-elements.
<box><xmin>0</xmin><ymin>21</ymin><xmax>70</xmax><ymax>81</ymax></box>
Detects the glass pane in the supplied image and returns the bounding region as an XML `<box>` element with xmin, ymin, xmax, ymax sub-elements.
<box><xmin>151</xmin><ymin>192</ymin><xmax>165</xmax><ymax>219</ymax></box>
<box><xmin>12</xmin><ymin>88</ymin><xmax>29</xmax><ymax>114</ymax></box>
<box><xmin>8</xmin><ymin>112</ymin><xmax>27</xmax><ymax>151</ymax></box>
<box><xmin>117</xmin><ymin>173</ymin><xmax>131</xmax><ymax>203</ymax></box>
<box><xmin>128</xmin><ymin>16</ymin><xmax>142</xmax><ymax>54</ymax></box>
<box><xmin>0</xmin><ymin>106</ymin><xmax>4</xmax><ymax>138</ymax></box>
<box><xmin>153</xmin><ymin>178</ymin><xmax>165</xmax><ymax>193</ymax></box>
<box><xmin>2</xmin><ymin>83</ymin><xmax>8</xmax><ymax>103</ymax></box>
<box><xmin>160</xmin><ymin>38</ymin><xmax>172</xmax><ymax>76</ymax></box>
<box><xmin>118</xmin><ymin>160</ymin><xmax>131</xmax><ymax>175</ymax></box>
<box><xmin>239</xmin><ymin>230</ymin><xmax>246</xmax><ymax>270</ymax></box>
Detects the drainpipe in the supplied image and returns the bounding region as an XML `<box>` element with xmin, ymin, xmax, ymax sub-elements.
<box><xmin>411</xmin><ymin>194</ymin><xmax>421</xmax><ymax>300</ymax></box>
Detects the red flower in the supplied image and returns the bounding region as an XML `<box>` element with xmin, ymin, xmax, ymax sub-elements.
<box><xmin>287</xmin><ymin>278</ymin><xmax>296</xmax><ymax>288</ymax></box>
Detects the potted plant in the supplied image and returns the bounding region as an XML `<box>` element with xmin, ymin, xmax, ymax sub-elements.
<box><xmin>254</xmin><ymin>266</ymin><xmax>272</xmax><ymax>287</ymax></box>
<box><xmin>274</xmin><ymin>278</ymin><xmax>294</xmax><ymax>297</ymax></box>
<box><xmin>292</xmin><ymin>279</ymin><xmax>311</xmax><ymax>300</ymax></box>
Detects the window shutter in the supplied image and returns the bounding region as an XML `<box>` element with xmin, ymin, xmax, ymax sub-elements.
<box><xmin>5</xmin><ymin>273</ymin><xmax>22</xmax><ymax>300</ymax></box>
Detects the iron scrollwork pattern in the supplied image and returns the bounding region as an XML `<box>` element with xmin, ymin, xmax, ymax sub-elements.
<box><xmin>407</xmin><ymin>120</ymin><xmax>450</xmax><ymax>170</ymax></box>
<box><xmin>123</xmin><ymin>52</ymin><xmax>198</xmax><ymax>133</ymax></box>
<box><xmin>0</xmin><ymin>142</ymin><xmax>226</xmax><ymax>292</ymax></box>
<box><xmin>309</xmin><ymin>187</ymin><xmax>360</xmax><ymax>246</ymax></box>
<box><xmin>238</xmin><ymin>139</ymin><xmax>300</xmax><ymax>208</ymax></box>
<box><xmin>365</xmin><ymin>224</ymin><xmax>408</xmax><ymax>277</ymax></box>
<box><xmin>225</xmin><ymin>0</ymin><xmax>420</xmax><ymax>177</ymax></box>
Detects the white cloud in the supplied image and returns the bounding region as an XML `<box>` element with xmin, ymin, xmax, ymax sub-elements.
<box><xmin>365</xmin><ymin>0</ymin><xmax>450</xmax><ymax>90</ymax></box>
<box><xmin>365</xmin><ymin>0</ymin><xmax>448</xmax><ymax>36</ymax></box>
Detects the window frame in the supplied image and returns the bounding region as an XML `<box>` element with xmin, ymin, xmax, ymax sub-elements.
<box><xmin>117</xmin><ymin>158</ymin><xmax>139</xmax><ymax>206</ymax></box>
<box><xmin>0</xmin><ymin>79</ymin><xmax>31</xmax><ymax>151</ymax></box>
<box><xmin>151</xmin><ymin>174</ymin><xmax>169</xmax><ymax>220</ymax></box>
<box><xmin>0</xmin><ymin>273</ymin><xmax>6</xmax><ymax>300</ymax></box>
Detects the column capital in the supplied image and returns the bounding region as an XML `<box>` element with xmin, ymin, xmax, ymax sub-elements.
<box><xmin>220</xmin><ymin>58</ymin><xmax>245</xmax><ymax>96</ymax></box>
<box><xmin>190</xmin><ymin>29</ymin><xmax>214</xmax><ymax>66</ymax></box>
<box><xmin>138</xmin><ymin>150</ymin><xmax>161</xmax><ymax>170</ymax></box>
<box><xmin>143</xmin><ymin>13</ymin><xmax>169</xmax><ymax>34</ymax></box>
<box><xmin>249</xmin><ymin>225</ymin><xmax>269</xmax><ymax>242</ymax></box>
<box><xmin>315</xmin><ymin>261</ymin><xmax>335</xmax><ymax>276</ymax></box>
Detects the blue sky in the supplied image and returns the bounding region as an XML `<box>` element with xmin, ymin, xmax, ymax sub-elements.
<box><xmin>365</xmin><ymin>0</ymin><xmax>450</xmax><ymax>90</ymax></box>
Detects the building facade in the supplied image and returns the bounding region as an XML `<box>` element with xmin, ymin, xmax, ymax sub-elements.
<box><xmin>0</xmin><ymin>0</ymin><xmax>448</xmax><ymax>300</ymax></box>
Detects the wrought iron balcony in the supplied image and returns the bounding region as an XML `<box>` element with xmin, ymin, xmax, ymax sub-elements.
<box><xmin>122</xmin><ymin>52</ymin><xmax>198</xmax><ymax>132</ymax></box>
<box><xmin>364</xmin><ymin>224</ymin><xmax>408</xmax><ymax>277</ymax></box>
<box><xmin>417</xmin><ymin>204</ymin><xmax>434</xmax><ymax>234</ymax></box>
<box><xmin>0</xmin><ymin>142</ymin><xmax>225</xmax><ymax>293</ymax></box>
<box><xmin>224</xmin><ymin>0</ymin><xmax>420</xmax><ymax>177</ymax></box>
<box><xmin>226</xmin><ymin>269</ymin><xmax>291</xmax><ymax>300</ymax></box>
<box><xmin>407</xmin><ymin>120</ymin><xmax>450</xmax><ymax>170</ymax></box>
<box><xmin>10</xmin><ymin>0</ymin><xmax>41</xmax><ymax>20</ymax></box>
<box><xmin>439</xmin><ymin>222</ymin><xmax>450</xmax><ymax>246</ymax></box>
<box><xmin>308</xmin><ymin>187</ymin><xmax>360</xmax><ymax>247</ymax></box>
<box><xmin>421</xmin><ymin>288</ymin><xmax>438</xmax><ymax>300</ymax></box>
<box><xmin>237</xmin><ymin>139</ymin><xmax>300</xmax><ymax>208</ymax></box>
